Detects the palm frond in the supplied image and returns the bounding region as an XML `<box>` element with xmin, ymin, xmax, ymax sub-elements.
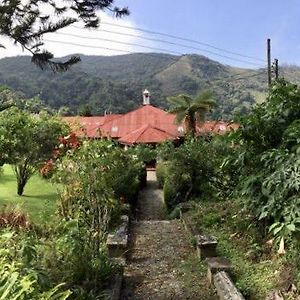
<box><xmin>195</xmin><ymin>90</ymin><xmax>213</xmax><ymax>102</ymax></box>
<box><xmin>168</xmin><ymin>106</ymin><xmax>186</xmax><ymax>114</ymax></box>
<box><xmin>167</xmin><ymin>94</ymin><xmax>192</xmax><ymax>106</ymax></box>
<box><xmin>174</xmin><ymin>110</ymin><xmax>187</xmax><ymax>124</ymax></box>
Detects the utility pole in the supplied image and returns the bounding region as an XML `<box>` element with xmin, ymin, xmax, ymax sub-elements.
<box><xmin>267</xmin><ymin>38</ymin><xmax>272</xmax><ymax>87</ymax></box>
<box><xmin>274</xmin><ymin>58</ymin><xmax>279</xmax><ymax>80</ymax></box>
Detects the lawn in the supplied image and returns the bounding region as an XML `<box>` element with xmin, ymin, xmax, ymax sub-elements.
<box><xmin>0</xmin><ymin>165</ymin><xmax>59</xmax><ymax>224</ymax></box>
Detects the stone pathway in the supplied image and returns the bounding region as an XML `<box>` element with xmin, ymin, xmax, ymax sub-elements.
<box><xmin>121</xmin><ymin>171</ymin><xmax>217</xmax><ymax>300</ymax></box>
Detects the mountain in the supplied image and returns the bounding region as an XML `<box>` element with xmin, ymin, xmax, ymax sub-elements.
<box><xmin>0</xmin><ymin>53</ymin><xmax>299</xmax><ymax>119</ymax></box>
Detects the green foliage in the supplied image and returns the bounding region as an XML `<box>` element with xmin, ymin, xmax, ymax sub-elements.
<box><xmin>189</xmin><ymin>200</ymin><xmax>285</xmax><ymax>299</ymax></box>
<box><xmin>0</xmin><ymin>165</ymin><xmax>59</xmax><ymax>224</ymax></box>
<box><xmin>0</xmin><ymin>230</ymin><xmax>71</xmax><ymax>299</ymax></box>
<box><xmin>168</xmin><ymin>91</ymin><xmax>215</xmax><ymax>136</ymax></box>
<box><xmin>161</xmin><ymin>138</ymin><xmax>216</xmax><ymax>210</ymax></box>
<box><xmin>0</xmin><ymin>139</ymin><xmax>144</xmax><ymax>298</ymax></box>
<box><xmin>226</xmin><ymin>79</ymin><xmax>300</xmax><ymax>245</ymax></box>
<box><xmin>77</xmin><ymin>104</ymin><xmax>92</xmax><ymax>116</ymax></box>
<box><xmin>156</xmin><ymin>161</ymin><xmax>168</xmax><ymax>188</ymax></box>
<box><xmin>41</xmin><ymin>219</ymin><xmax>117</xmax><ymax>296</ymax></box>
<box><xmin>201</xmin><ymin>212</ymin><xmax>221</xmax><ymax>227</ymax></box>
<box><xmin>0</xmin><ymin>54</ymin><xmax>269</xmax><ymax>119</ymax></box>
<box><xmin>0</xmin><ymin>1</ymin><xmax>128</xmax><ymax>71</ymax></box>
<box><xmin>51</xmin><ymin>140</ymin><xmax>144</xmax><ymax>295</ymax></box>
<box><xmin>130</xmin><ymin>144</ymin><xmax>157</xmax><ymax>164</ymax></box>
<box><xmin>0</xmin><ymin>108</ymin><xmax>69</xmax><ymax>195</ymax></box>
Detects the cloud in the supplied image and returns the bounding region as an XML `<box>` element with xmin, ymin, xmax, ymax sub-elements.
<box><xmin>0</xmin><ymin>12</ymin><xmax>153</xmax><ymax>59</ymax></box>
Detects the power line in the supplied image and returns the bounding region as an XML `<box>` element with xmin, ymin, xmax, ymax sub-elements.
<box><xmin>44</xmin><ymin>38</ymin><xmax>266</xmax><ymax>85</ymax></box>
<box><xmin>99</xmin><ymin>21</ymin><xmax>266</xmax><ymax>63</ymax></box>
<box><xmin>44</xmin><ymin>38</ymin><xmax>187</xmax><ymax>77</ymax></box>
<box><xmin>52</xmin><ymin>32</ymin><xmax>182</xmax><ymax>55</ymax></box>
<box><xmin>63</xmin><ymin>29</ymin><xmax>264</xmax><ymax>67</ymax></box>
<box><xmin>234</xmin><ymin>71</ymin><xmax>267</xmax><ymax>81</ymax></box>
<box><xmin>44</xmin><ymin>38</ymin><xmax>135</xmax><ymax>54</ymax></box>
<box><xmin>207</xmin><ymin>70</ymin><xmax>267</xmax><ymax>85</ymax></box>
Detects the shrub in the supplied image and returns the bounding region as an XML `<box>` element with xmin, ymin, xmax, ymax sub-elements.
<box><xmin>41</xmin><ymin>220</ymin><xmax>117</xmax><ymax>295</ymax></box>
<box><xmin>131</xmin><ymin>144</ymin><xmax>157</xmax><ymax>166</ymax></box>
<box><xmin>51</xmin><ymin>139</ymin><xmax>144</xmax><ymax>294</ymax></box>
<box><xmin>0</xmin><ymin>230</ymin><xmax>71</xmax><ymax>299</ymax></box>
<box><xmin>162</xmin><ymin>138</ymin><xmax>216</xmax><ymax>210</ymax></box>
<box><xmin>226</xmin><ymin>79</ymin><xmax>300</xmax><ymax>247</ymax></box>
<box><xmin>156</xmin><ymin>161</ymin><xmax>168</xmax><ymax>188</ymax></box>
<box><xmin>0</xmin><ymin>206</ymin><xmax>30</xmax><ymax>229</ymax></box>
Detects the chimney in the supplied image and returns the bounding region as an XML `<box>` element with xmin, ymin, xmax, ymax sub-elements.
<box><xmin>143</xmin><ymin>89</ymin><xmax>150</xmax><ymax>105</ymax></box>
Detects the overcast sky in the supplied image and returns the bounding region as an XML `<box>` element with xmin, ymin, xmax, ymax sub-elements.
<box><xmin>1</xmin><ymin>0</ymin><xmax>300</xmax><ymax>69</ymax></box>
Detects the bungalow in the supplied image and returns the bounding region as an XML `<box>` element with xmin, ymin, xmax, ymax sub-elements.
<box><xmin>63</xmin><ymin>90</ymin><xmax>238</xmax><ymax>145</ymax></box>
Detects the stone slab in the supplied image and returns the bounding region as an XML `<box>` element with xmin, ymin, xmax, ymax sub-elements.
<box><xmin>207</xmin><ymin>257</ymin><xmax>232</xmax><ymax>284</ymax></box>
<box><xmin>213</xmin><ymin>271</ymin><xmax>245</xmax><ymax>300</ymax></box>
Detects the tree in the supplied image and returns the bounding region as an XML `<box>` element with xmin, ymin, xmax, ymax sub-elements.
<box><xmin>0</xmin><ymin>0</ymin><xmax>129</xmax><ymax>71</ymax></box>
<box><xmin>168</xmin><ymin>91</ymin><xmax>215</xmax><ymax>136</ymax></box>
<box><xmin>78</xmin><ymin>104</ymin><xmax>92</xmax><ymax>116</ymax></box>
<box><xmin>0</xmin><ymin>85</ymin><xmax>20</xmax><ymax>112</ymax></box>
<box><xmin>0</xmin><ymin>108</ymin><xmax>69</xmax><ymax>195</ymax></box>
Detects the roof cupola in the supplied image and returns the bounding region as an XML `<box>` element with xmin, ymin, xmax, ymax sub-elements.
<box><xmin>143</xmin><ymin>89</ymin><xmax>150</xmax><ymax>105</ymax></box>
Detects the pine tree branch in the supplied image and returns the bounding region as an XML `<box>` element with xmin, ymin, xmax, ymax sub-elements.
<box><xmin>0</xmin><ymin>0</ymin><xmax>129</xmax><ymax>71</ymax></box>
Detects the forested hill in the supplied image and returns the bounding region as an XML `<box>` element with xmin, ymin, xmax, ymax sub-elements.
<box><xmin>1</xmin><ymin>53</ymin><xmax>300</xmax><ymax>119</ymax></box>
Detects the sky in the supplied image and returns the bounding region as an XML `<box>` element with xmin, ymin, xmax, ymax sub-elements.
<box><xmin>1</xmin><ymin>0</ymin><xmax>300</xmax><ymax>69</ymax></box>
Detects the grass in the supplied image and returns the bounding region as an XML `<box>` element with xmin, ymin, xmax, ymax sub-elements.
<box><xmin>175</xmin><ymin>253</ymin><xmax>217</xmax><ymax>299</ymax></box>
<box><xmin>188</xmin><ymin>199</ymin><xmax>293</xmax><ymax>300</ymax></box>
<box><xmin>0</xmin><ymin>165</ymin><xmax>59</xmax><ymax>224</ymax></box>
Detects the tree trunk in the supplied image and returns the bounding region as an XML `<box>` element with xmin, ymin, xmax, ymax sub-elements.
<box><xmin>14</xmin><ymin>162</ymin><xmax>34</xmax><ymax>196</ymax></box>
<box><xmin>17</xmin><ymin>179</ymin><xmax>26</xmax><ymax>196</ymax></box>
<box><xmin>185</xmin><ymin>114</ymin><xmax>196</xmax><ymax>137</ymax></box>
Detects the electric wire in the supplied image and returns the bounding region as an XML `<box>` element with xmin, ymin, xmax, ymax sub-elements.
<box><xmin>61</xmin><ymin>29</ymin><xmax>264</xmax><ymax>67</ymax></box>
<box><xmin>52</xmin><ymin>32</ymin><xmax>183</xmax><ymax>55</ymax></box>
<box><xmin>99</xmin><ymin>21</ymin><xmax>266</xmax><ymax>63</ymax></box>
<box><xmin>43</xmin><ymin>39</ymin><xmax>267</xmax><ymax>84</ymax></box>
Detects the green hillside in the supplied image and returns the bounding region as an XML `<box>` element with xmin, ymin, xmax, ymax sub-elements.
<box><xmin>0</xmin><ymin>53</ymin><xmax>298</xmax><ymax>119</ymax></box>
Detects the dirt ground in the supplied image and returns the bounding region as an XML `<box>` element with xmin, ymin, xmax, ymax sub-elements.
<box><xmin>135</xmin><ymin>171</ymin><xmax>166</xmax><ymax>221</ymax></box>
<box><xmin>121</xmin><ymin>171</ymin><xmax>217</xmax><ymax>300</ymax></box>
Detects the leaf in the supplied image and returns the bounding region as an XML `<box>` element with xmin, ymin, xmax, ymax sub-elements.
<box><xmin>286</xmin><ymin>224</ymin><xmax>296</xmax><ymax>232</ymax></box>
<box><xmin>269</xmin><ymin>222</ymin><xmax>280</xmax><ymax>232</ymax></box>
<box><xmin>273</xmin><ymin>224</ymin><xmax>284</xmax><ymax>235</ymax></box>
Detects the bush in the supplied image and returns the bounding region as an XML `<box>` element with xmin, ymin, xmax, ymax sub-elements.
<box><xmin>41</xmin><ymin>220</ymin><xmax>117</xmax><ymax>295</ymax></box>
<box><xmin>162</xmin><ymin>138</ymin><xmax>217</xmax><ymax>210</ymax></box>
<box><xmin>51</xmin><ymin>139</ymin><xmax>145</xmax><ymax>295</ymax></box>
<box><xmin>0</xmin><ymin>205</ymin><xmax>30</xmax><ymax>229</ymax></box>
<box><xmin>0</xmin><ymin>230</ymin><xmax>71</xmax><ymax>299</ymax></box>
<box><xmin>156</xmin><ymin>161</ymin><xmax>168</xmax><ymax>188</ymax></box>
<box><xmin>227</xmin><ymin>80</ymin><xmax>300</xmax><ymax>245</ymax></box>
<box><xmin>130</xmin><ymin>144</ymin><xmax>157</xmax><ymax>167</ymax></box>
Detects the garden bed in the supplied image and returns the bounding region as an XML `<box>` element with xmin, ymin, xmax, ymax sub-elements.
<box><xmin>186</xmin><ymin>199</ymin><xmax>300</xmax><ymax>299</ymax></box>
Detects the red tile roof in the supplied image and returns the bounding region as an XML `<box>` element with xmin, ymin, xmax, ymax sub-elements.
<box><xmin>197</xmin><ymin>121</ymin><xmax>239</xmax><ymax>135</ymax></box>
<box><xmin>100</xmin><ymin>105</ymin><xmax>181</xmax><ymax>138</ymax></box>
<box><xmin>119</xmin><ymin>124</ymin><xmax>178</xmax><ymax>145</ymax></box>
<box><xmin>62</xmin><ymin>105</ymin><xmax>238</xmax><ymax>144</ymax></box>
<box><xmin>62</xmin><ymin>114</ymin><xmax>121</xmax><ymax>138</ymax></box>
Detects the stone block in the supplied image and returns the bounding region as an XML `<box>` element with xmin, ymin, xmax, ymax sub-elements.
<box><xmin>196</xmin><ymin>234</ymin><xmax>218</xmax><ymax>259</ymax></box>
<box><xmin>107</xmin><ymin>233</ymin><xmax>128</xmax><ymax>258</ymax></box>
<box><xmin>107</xmin><ymin>214</ymin><xmax>129</xmax><ymax>258</ymax></box>
<box><xmin>213</xmin><ymin>271</ymin><xmax>245</xmax><ymax>300</ymax></box>
<box><xmin>206</xmin><ymin>257</ymin><xmax>232</xmax><ymax>284</ymax></box>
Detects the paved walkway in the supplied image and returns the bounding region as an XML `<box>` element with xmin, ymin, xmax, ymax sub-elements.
<box><xmin>121</xmin><ymin>171</ymin><xmax>217</xmax><ymax>300</ymax></box>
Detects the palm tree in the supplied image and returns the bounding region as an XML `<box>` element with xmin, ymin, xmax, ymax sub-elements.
<box><xmin>168</xmin><ymin>91</ymin><xmax>215</xmax><ymax>136</ymax></box>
